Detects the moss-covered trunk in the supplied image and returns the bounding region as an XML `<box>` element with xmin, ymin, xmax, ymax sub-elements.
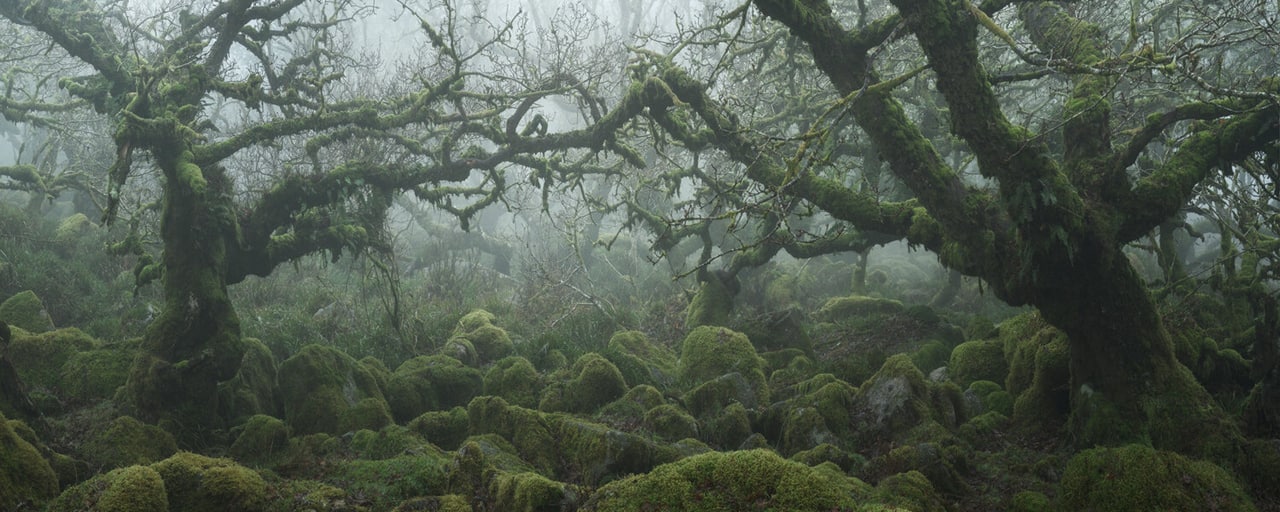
<box><xmin>1034</xmin><ymin>247</ymin><xmax>1238</xmax><ymax>459</ymax></box>
<box><xmin>122</xmin><ymin>148</ymin><xmax>244</xmax><ymax>444</ymax></box>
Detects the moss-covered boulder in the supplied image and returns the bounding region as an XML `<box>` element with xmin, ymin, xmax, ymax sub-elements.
<box><xmin>217</xmin><ymin>338</ymin><xmax>281</xmax><ymax>423</ymax></box>
<box><xmin>229</xmin><ymin>414</ymin><xmax>290</xmax><ymax>466</ymax></box>
<box><xmin>603</xmin><ymin>330</ymin><xmax>677</xmax><ymax>391</ymax></box>
<box><xmin>1010</xmin><ymin>332</ymin><xmax>1070</xmax><ymax>430</ymax></box>
<box><xmin>998</xmin><ymin>311</ymin><xmax>1055</xmax><ymax>395</ymax></box>
<box><xmin>948</xmin><ymin>338</ymin><xmax>1008</xmax><ymax>387</ymax></box>
<box><xmin>0</xmin><ymin>411</ymin><xmax>59</xmax><ymax>510</ymax></box>
<box><xmin>852</xmin><ymin>354</ymin><xmax>935</xmax><ymax>445</ymax></box>
<box><xmin>643</xmin><ymin>404</ymin><xmax>698</xmax><ymax>441</ymax></box>
<box><xmin>47</xmin><ymin>465</ymin><xmax>169</xmax><ymax>512</ymax></box>
<box><xmin>8</xmin><ymin>326</ymin><xmax>96</xmax><ymax>391</ymax></box>
<box><xmin>409</xmin><ymin>406</ymin><xmax>470</xmax><ymax>451</ymax></box>
<box><xmin>815</xmin><ymin>295</ymin><xmax>905</xmax><ymax>322</ymax></box>
<box><xmin>468</xmin><ymin>396</ymin><xmax>560</xmax><ymax>475</ymax></box>
<box><xmin>151</xmin><ymin>452</ymin><xmax>267</xmax><ymax>512</ymax></box>
<box><xmin>484</xmin><ymin>356</ymin><xmax>542</xmax><ymax>409</ymax></box>
<box><xmin>872</xmin><ymin>470</ymin><xmax>946</xmax><ymax>512</ymax></box>
<box><xmin>60</xmin><ymin>343</ymin><xmax>134</xmax><ymax>402</ymax></box>
<box><xmin>1058</xmin><ymin>444</ymin><xmax>1256</xmax><ymax>512</ymax></box>
<box><xmin>775</xmin><ymin>377</ymin><xmax>858</xmax><ymax>456</ymax></box>
<box><xmin>581</xmin><ymin>449</ymin><xmax>872</xmax><ymax>511</ymax></box>
<box><xmin>387</xmin><ymin>354</ymin><xmax>484</xmax><ymax>422</ymax></box>
<box><xmin>277</xmin><ymin>344</ymin><xmax>387</xmax><ymax>435</ymax></box>
<box><xmin>542</xmin><ymin>353</ymin><xmax>628</xmax><ymax>414</ymax></box>
<box><xmin>82</xmin><ymin>415</ymin><xmax>178</xmax><ymax>470</ymax></box>
<box><xmin>490</xmin><ymin>470</ymin><xmax>570</xmax><ymax>511</ymax></box>
<box><xmin>0</xmin><ymin>290</ymin><xmax>54</xmax><ymax>332</ymax></box>
<box><xmin>737</xmin><ymin>309</ymin><xmax>813</xmax><ymax>355</ymax></box>
<box><xmin>678</xmin><ymin>326</ymin><xmax>768</xmax><ymax>405</ymax></box>
<box><xmin>449</xmin><ymin>309</ymin><xmax>514</xmax><ymax>364</ymax></box>
<box><xmin>554</xmin><ymin>416</ymin><xmax>680</xmax><ymax>486</ymax></box>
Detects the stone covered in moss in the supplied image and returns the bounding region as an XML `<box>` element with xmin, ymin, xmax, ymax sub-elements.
<box><xmin>0</xmin><ymin>289</ymin><xmax>54</xmax><ymax>332</ymax></box>
<box><xmin>484</xmin><ymin>356</ymin><xmax>542</xmax><ymax>409</ymax></box>
<box><xmin>1058</xmin><ymin>444</ymin><xmax>1256</xmax><ymax>511</ymax></box>
<box><xmin>872</xmin><ymin>470</ymin><xmax>945</xmax><ymax>512</ymax></box>
<box><xmin>59</xmin><ymin>341</ymin><xmax>134</xmax><ymax>404</ymax></box>
<box><xmin>738</xmin><ymin>309</ymin><xmax>813</xmax><ymax>355</ymax></box>
<box><xmin>325</xmin><ymin>450</ymin><xmax>450</xmax><ymax>509</ymax></box>
<box><xmin>82</xmin><ymin>415</ymin><xmax>178</xmax><ymax>470</ymax></box>
<box><xmin>8</xmin><ymin>326</ymin><xmax>96</xmax><ymax>391</ymax></box>
<box><xmin>643</xmin><ymin>404</ymin><xmax>698</xmax><ymax>441</ymax></box>
<box><xmin>773</xmin><ymin>377</ymin><xmax>858</xmax><ymax>456</ymax></box>
<box><xmin>0</xmin><ymin>412</ymin><xmax>59</xmax><ymax>510</ymax></box>
<box><xmin>217</xmin><ymin>337</ymin><xmax>281</xmax><ymax>423</ymax></box>
<box><xmin>965</xmin><ymin>380</ymin><xmax>1013</xmax><ymax>417</ymax></box>
<box><xmin>815</xmin><ymin>295</ymin><xmax>905</xmax><ymax>323</ymax></box>
<box><xmin>1010</xmin><ymin>332</ymin><xmax>1070</xmax><ymax>429</ymax></box>
<box><xmin>852</xmin><ymin>354</ymin><xmax>935</xmax><ymax>445</ymax></box>
<box><xmin>789</xmin><ymin>443</ymin><xmax>862</xmax><ymax>472</ymax></box>
<box><xmin>48</xmin><ymin>465</ymin><xmax>169</xmax><ymax>512</ymax></box>
<box><xmin>948</xmin><ymin>338</ymin><xmax>1008</xmax><ymax>387</ymax></box>
<box><xmin>685</xmin><ymin>277</ymin><xmax>735</xmax><ymax>328</ymax></box>
<box><xmin>261</xmin><ymin>479</ymin><xmax>350</xmax><ymax>512</ymax></box>
<box><xmin>450</xmin><ymin>309</ymin><xmax>514</xmax><ymax>364</ymax></box>
<box><xmin>604</xmin><ymin>330</ymin><xmax>677</xmax><ymax>390</ymax></box>
<box><xmin>997</xmin><ymin>311</ymin><xmax>1055</xmax><ymax>395</ymax></box>
<box><xmin>545</xmin><ymin>353</ymin><xmax>628</xmax><ymax>414</ymax></box>
<box><xmin>678</xmin><ymin>326</ymin><xmax>768</xmax><ymax>406</ymax></box>
<box><xmin>582</xmin><ymin>449</ymin><xmax>869</xmax><ymax>511</ymax></box>
<box><xmin>468</xmin><ymin>396</ymin><xmax>560</xmax><ymax>475</ymax></box>
<box><xmin>410</xmin><ymin>406</ymin><xmax>470</xmax><ymax>451</ymax></box>
<box><xmin>490</xmin><ymin>470</ymin><xmax>569</xmax><ymax>511</ymax></box>
<box><xmin>393</xmin><ymin>494</ymin><xmax>473</xmax><ymax>512</ymax></box>
<box><xmin>229</xmin><ymin>414</ymin><xmax>290</xmax><ymax>465</ymax></box>
<box><xmin>387</xmin><ymin>354</ymin><xmax>485</xmax><ymax>422</ymax></box>
<box><xmin>150</xmin><ymin>452</ymin><xmax>267</xmax><ymax>512</ymax></box>
<box><xmin>277</xmin><ymin>344</ymin><xmax>387</xmax><ymax>435</ymax></box>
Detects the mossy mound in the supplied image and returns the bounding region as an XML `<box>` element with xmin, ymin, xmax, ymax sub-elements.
<box><xmin>449</xmin><ymin>309</ymin><xmax>513</xmax><ymax>364</ymax></box>
<box><xmin>774</xmin><ymin>377</ymin><xmax>858</xmax><ymax>456</ymax></box>
<box><xmin>678</xmin><ymin>326</ymin><xmax>768</xmax><ymax>405</ymax></box>
<box><xmin>0</xmin><ymin>412</ymin><xmax>59</xmax><ymax>511</ymax></box>
<box><xmin>8</xmin><ymin>326</ymin><xmax>96</xmax><ymax>391</ymax></box>
<box><xmin>484</xmin><ymin>356</ymin><xmax>542</xmax><ymax>409</ymax></box>
<box><xmin>815</xmin><ymin>295</ymin><xmax>905</xmax><ymax>322</ymax></box>
<box><xmin>603</xmin><ymin>330</ymin><xmax>677</xmax><ymax>391</ymax></box>
<box><xmin>543</xmin><ymin>353</ymin><xmax>629</xmax><ymax>414</ymax></box>
<box><xmin>0</xmin><ymin>289</ymin><xmax>55</xmax><ymax>332</ymax></box>
<box><xmin>82</xmin><ymin>415</ymin><xmax>178</xmax><ymax>470</ymax></box>
<box><xmin>685</xmin><ymin>277</ymin><xmax>735</xmax><ymax>328</ymax></box>
<box><xmin>997</xmin><ymin>311</ymin><xmax>1055</xmax><ymax>395</ymax></box>
<box><xmin>581</xmin><ymin>449</ymin><xmax>872</xmax><ymax>511</ymax></box>
<box><xmin>54</xmin><ymin>213</ymin><xmax>94</xmax><ymax>245</ymax></box>
<box><xmin>948</xmin><ymin>338</ymin><xmax>1008</xmax><ymax>387</ymax></box>
<box><xmin>323</xmin><ymin>450</ymin><xmax>450</xmax><ymax>509</ymax></box>
<box><xmin>277</xmin><ymin>344</ymin><xmax>388</xmax><ymax>435</ymax></box>
<box><xmin>216</xmin><ymin>337</ymin><xmax>282</xmax><ymax>423</ymax></box>
<box><xmin>151</xmin><ymin>452</ymin><xmax>267</xmax><ymax>512</ymax></box>
<box><xmin>60</xmin><ymin>343</ymin><xmax>135</xmax><ymax>402</ymax></box>
<box><xmin>48</xmin><ymin>465</ymin><xmax>169</xmax><ymax>512</ymax></box>
<box><xmin>851</xmin><ymin>354</ymin><xmax>936</xmax><ymax>446</ymax></box>
<box><xmin>736</xmin><ymin>309</ymin><xmax>813</xmax><ymax>355</ymax></box>
<box><xmin>387</xmin><ymin>354</ymin><xmax>484</xmax><ymax>422</ymax></box>
<box><xmin>643</xmin><ymin>404</ymin><xmax>698</xmax><ymax>441</ymax></box>
<box><xmin>229</xmin><ymin>414</ymin><xmax>290</xmax><ymax>466</ymax></box>
<box><xmin>1010</xmin><ymin>332</ymin><xmax>1070</xmax><ymax>430</ymax></box>
<box><xmin>1058</xmin><ymin>444</ymin><xmax>1256</xmax><ymax>512</ymax></box>
<box><xmin>409</xmin><ymin>406</ymin><xmax>470</xmax><ymax>451</ymax></box>
<box><xmin>468</xmin><ymin>396</ymin><xmax>560</xmax><ymax>475</ymax></box>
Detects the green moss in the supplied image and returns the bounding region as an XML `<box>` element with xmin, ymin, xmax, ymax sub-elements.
<box><xmin>151</xmin><ymin>452</ymin><xmax>267</xmax><ymax>512</ymax></box>
<box><xmin>277</xmin><ymin>344</ymin><xmax>386</xmax><ymax>434</ymax></box>
<box><xmin>701</xmin><ymin>402</ymin><xmax>753</xmax><ymax>450</ymax></box>
<box><xmin>685</xmin><ymin>278</ymin><xmax>734</xmax><ymax>328</ymax></box>
<box><xmin>1236</xmin><ymin>438</ymin><xmax>1280</xmax><ymax>504</ymax></box>
<box><xmin>338</xmin><ymin>396</ymin><xmax>393</xmax><ymax>433</ymax></box>
<box><xmin>394</xmin><ymin>494</ymin><xmax>473</xmax><ymax>512</ymax></box>
<box><xmin>789</xmin><ymin>443</ymin><xmax>863</xmax><ymax>472</ymax></box>
<box><xmin>229</xmin><ymin>414</ymin><xmax>290</xmax><ymax>466</ymax></box>
<box><xmin>684</xmin><ymin>372</ymin><xmax>762</xmax><ymax>418</ymax></box>
<box><xmin>910</xmin><ymin>339</ymin><xmax>952</xmax><ymax>373</ymax></box>
<box><xmin>643</xmin><ymin>404</ymin><xmax>698</xmax><ymax>441</ymax></box>
<box><xmin>0</xmin><ymin>290</ymin><xmax>54</xmax><ymax>332</ymax></box>
<box><xmin>449</xmin><ymin>309</ymin><xmax>513</xmax><ymax>364</ymax></box>
<box><xmin>853</xmin><ymin>354</ymin><xmax>934</xmax><ymax>445</ymax></box>
<box><xmin>349</xmin><ymin>425</ymin><xmax>433</xmax><ymax>460</ymax></box>
<box><xmin>485</xmin><ymin>356</ymin><xmax>543</xmax><ymax>409</ymax></box>
<box><xmin>457</xmin><ymin>309</ymin><xmax>498</xmax><ymax>332</ymax></box>
<box><xmin>1011</xmin><ymin>333</ymin><xmax>1069</xmax><ymax>430</ymax></box>
<box><xmin>83</xmin><ymin>415</ymin><xmax>178</xmax><ymax>470</ymax></box>
<box><xmin>441</xmin><ymin>336</ymin><xmax>480</xmax><ymax>366</ymax></box>
<box><xmin>873</xmin><ymin>470</ymin><xmax>945</xmax><ymax>512</ymax></box>
<box><xmin>216</xmin><ymin>337</ymin><xmax>281</xmax><ymax>423</ymax></box>
<box><xmin>388</xmin><ymin>354</ymin><xmax>484</xmax><ymax>422</ymax></box>
<box><xmin>948</xmin><ymin>339</ymin><xmax>1008</xmax><ymax>387</ymax></box>
<box><xmin>604</xmin><ymin>330</ymin><xmax>677</xmax><ymax>390</ymax></box>
<box><xmin>8</xmin><ymin>326</ymin><xmax>96</xmax><ymax>390</ymax></box>
<box><xmin>326</xmin><ymin>452</ymin><xmax>449</xmax><ymax>509</ymax></box>
<box><xmin>678</xmin><ymin>326</ymin><xmax>768</xmax><ymax>406</ymax></box>
<box><xmin>583</xmin><ymin>449</ymin><xmax>863</xmax><ymax>511</ymax></box>
<box><xmin>48</xmin><ymin>465</ymin><xmax>169</xmax><ymax>512</ymax></box>
<box><xmin>777</xmin><ymin>379</ymin><xmax>858</xmax><ymax>455</ymax></box>
<box><xmin>815</xmin><ymin>295</ymin><xmax>905</xmax><ymax>323</ymax></box>
<box><xmin>997</xmin><ymin>311</ymin><xmax>1055</xmax><ymax>395</ymax></box>
<box><xmin>555</xmin><ymin>416</ymin><xmax>677</xmax><ymax>485</ymax></box>
<box><xmin>54</xmin><ymin>213</ymin><xmax>94</xmax><ymax>245</ymax></box>
<box><xmin>0</xmin><ymin>412</ymin><xmax>59</xmax><ymax>510</ymax></box>
<box><xmin>490</xmin><ymin>471</ymin><xmax>567</xmax><ymax>512</ymax></box>
<box><xmin>467</xmin><ymin>396</ymin><xmax>559</xmax><ymax>475</ymax></box>
<box><xmin>261</xmin><ymin>479</ymin><xmax>348</xmax><ymax>512</ymax></box>
<box><xmin>1058</xmin><ymin>444</ymin><xmax>1256</xmax><ymax>512</ymax></box>
<box><xmin>409</xmin><ymin>406</ymin><xmax>470</xmax><ymax>451</ymax></box>
<box><xmin>561</xmin><ymin>353</ymin><xmax>629</xmax><ymax>414</ymax></box>
<box><xmin>1011</xmin><ymin>490</ymin><xmax>1050</xmax><ymax>512</ymax></box>
<box><xmin>60</xmin><ymin>345</ymin><xmax>134</xmax><ymax>402</ymax></box>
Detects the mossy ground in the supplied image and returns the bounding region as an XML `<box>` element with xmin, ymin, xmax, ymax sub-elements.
<box><xmin>4</xmin><ymin>277</ymin><xmax>1273</xmax><ymax>512</ymax></box>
